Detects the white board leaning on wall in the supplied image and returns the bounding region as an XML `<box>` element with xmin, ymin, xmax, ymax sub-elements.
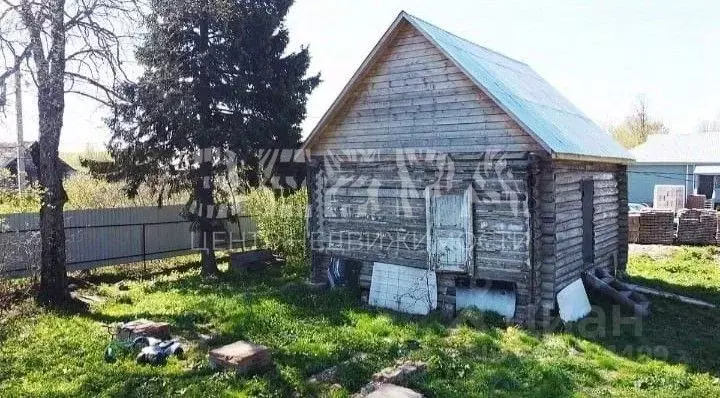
<box><xmin>368</xmin><ymin>263</ymin><xmax>438</xmax><ymax>315</ymax></box>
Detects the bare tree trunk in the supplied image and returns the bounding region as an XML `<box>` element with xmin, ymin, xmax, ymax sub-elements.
<box><xmin>33</xmin><ymin>0</ymin><xmax>71</xmax><ymax>306</ymax></box>
<box><xmin>36</xmin><ymin>76</ymin><xmax>70</xmax><ymax>306</ymax></box>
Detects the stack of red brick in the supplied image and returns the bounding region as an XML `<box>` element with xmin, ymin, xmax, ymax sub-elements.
<box><xmin>628</xmin><ymin>213</ymin><xmax>640</xmax><ymax>243</ymax></box>
<box><xmin>638</xmin><ymin>210</ymin><xmax>675</xmax><ymax>245</ymax></box>
<box><xmin>686</xmin><ymin>194</ymin><xmax>708</xmax><ymax>209</ymax></box>
<box><xmin>677</xmin><ymin>209</ymin><xmax>718</xmax><ymax>245</ymax></box>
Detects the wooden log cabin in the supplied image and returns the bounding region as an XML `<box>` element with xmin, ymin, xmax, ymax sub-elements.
<box><xmin>301</xmin><ymin>12</ymin><xmax>633</xmax><ymax>324</ymax></box>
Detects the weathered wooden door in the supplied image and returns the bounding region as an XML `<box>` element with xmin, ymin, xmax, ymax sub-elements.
<box><xmin>426</xmin><ymin>186</ymin><xmax>474</xmax><ymax>274</ymax></box>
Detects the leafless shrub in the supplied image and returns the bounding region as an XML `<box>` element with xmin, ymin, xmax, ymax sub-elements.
<box><xmin>0</xmin><ymin>217</ymin><xmax>41</xmax><ymax>288</ymax></box>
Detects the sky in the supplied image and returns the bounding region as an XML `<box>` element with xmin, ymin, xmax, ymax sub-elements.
<box><xmin>1</xmin><ymin>0</ymin><xmax>720</xmax><ymax>151</ymax></box>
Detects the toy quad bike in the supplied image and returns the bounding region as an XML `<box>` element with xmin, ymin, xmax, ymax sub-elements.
<box><xmin>103</xmin><ymin>324</ymin><xmax>145</xmax><ymax>363</ymax></box>
<box><xmin>135</xmin><ymin>337</ymin><xmax>184</xmax><ymax>365</ymax></box>
<box><xmin>103</xmin><ymin>325</ymin><xmax>183</xmax><ymax>365</ymax></box>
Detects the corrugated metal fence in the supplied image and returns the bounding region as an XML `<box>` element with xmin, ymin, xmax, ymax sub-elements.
<box><xmin>0</xmin><ymin>205</ymin><xmax>258</xmax><ymax>278</ymax></box>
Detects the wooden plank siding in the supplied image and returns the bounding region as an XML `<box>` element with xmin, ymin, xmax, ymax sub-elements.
<box><xmin>311</xmin><ymin>22</ymin><xmax>543</xmax><ymax>154</ymax></box>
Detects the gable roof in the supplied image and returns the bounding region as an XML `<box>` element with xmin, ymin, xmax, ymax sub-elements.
<box><xmin>302</xmin><ymin>11</ymin><xmax>633</xmax><ymax>164</ymax></box>
<box><xmin>0</xmin><ymin>141</ymin><xmax>76</xmax><ymax>173</ymax></box>
<box><xmin>630</xmin><ymin>133</ymin><xmax>720</xmax><ymax>164</ymax></box>
<box><xmin>0</xmin><ymin>141</ymin><xmax>34</xmax><ymax>168</ymax></box>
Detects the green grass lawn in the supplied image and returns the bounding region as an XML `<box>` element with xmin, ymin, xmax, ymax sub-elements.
<box><xmin>1</xmin><ymin>249</ymin><xmax>719</xmax><ymax>397</ymax></box>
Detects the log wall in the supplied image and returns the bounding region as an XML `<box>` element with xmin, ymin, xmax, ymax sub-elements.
<box><xmin>309</xmin><ymin>157</ymin><xmax>628</xmax><ymax>321</ymax></box>
<box><xmin>308</xmin><ymin>151</ymin><xmax>537</xmax><ymax>322</ymax></box>
<box><xmin>617</xmin><ymin>166</ymin><xmax>629</xmax><ymax>273</ymax></box>
<box><xmin>550</xmin><ymin>160</ymin><xmax>624</xmax><ymax>295</ymax></box>
<box><xmin>309</xmin><ymin>152</ymin><xmax>532</xmax><ymax>270</ymax></box>
<box><xmin>530</xmin><ymin>157</ymin><xmax>557</xmax><ymax>313</ymax></box>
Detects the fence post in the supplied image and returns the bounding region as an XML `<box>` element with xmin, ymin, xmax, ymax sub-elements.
<box><xmin>239</xmin><ymin>216</ymin><xmax>246</xmax><ymax>252</ymax></box>
<box><xmin>141</xmin><ymin>223</ymin><xmax>147</xmax><ymax>279</ymax></box>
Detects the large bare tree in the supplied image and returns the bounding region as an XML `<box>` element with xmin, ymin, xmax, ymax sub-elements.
<box><xmin>0</xmin><ymin>0</ymin><xmax>138</xmax><ymax>306</ymax></box>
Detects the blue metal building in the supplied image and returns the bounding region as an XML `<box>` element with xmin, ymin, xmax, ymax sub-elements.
<box><xmin>629</xmin><ymin>133</ymin><xmax>720</xmax><ymax>205</ymax></box>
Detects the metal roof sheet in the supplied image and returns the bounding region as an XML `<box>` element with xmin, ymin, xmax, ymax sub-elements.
<box><xmin>405</xmin><ymin>14</ymin><xmax>633</xmax><ymax>163</ymax></box>
<box><xmin>694</xmin><ymin>165</ymin><xmax>720</xmax><ymax>175</ymax></box>
<box><xmin>630</xmin><ymin>133</ymin><xmax>720</xmax><ymax>164</ymax></box>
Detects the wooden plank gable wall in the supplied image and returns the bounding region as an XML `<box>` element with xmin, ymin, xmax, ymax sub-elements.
<box><xmin>312</xmin><ymin>22</ymin><xmax>543</xmax><ymax>154</ymax></box>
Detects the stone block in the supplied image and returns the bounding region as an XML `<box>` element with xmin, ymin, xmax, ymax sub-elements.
<box><xmin>116</xmin><ymin>319</ymin><xmax>170</xmax><ymax>341</ymax></box>
<box><xmin>209</xmin><ymin>341</ymin><xmax>272</xmax><ymax>374</ymax></box>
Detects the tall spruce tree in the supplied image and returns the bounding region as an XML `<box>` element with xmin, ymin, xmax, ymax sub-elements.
<box><xmin>104</xmin><ymin>0</ymin><xmax>319</xmax><ymax>275</ymax></box>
